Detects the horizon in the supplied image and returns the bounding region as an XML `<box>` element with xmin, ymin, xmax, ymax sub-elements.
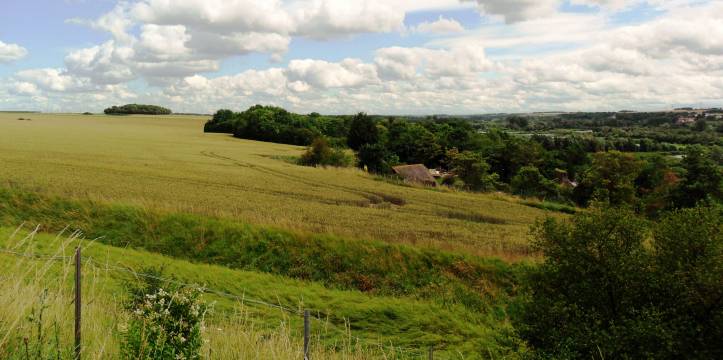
<box><xmin>1</xmin><ymin>1</ymin><xmax>722</xmax><ymax>115</ymax></box>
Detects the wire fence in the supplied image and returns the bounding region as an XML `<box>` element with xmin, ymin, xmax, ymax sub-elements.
<box><xmin>0</xmin><ymin>246</ymin><xmax>456</xmax><ymax>359</ymax></box>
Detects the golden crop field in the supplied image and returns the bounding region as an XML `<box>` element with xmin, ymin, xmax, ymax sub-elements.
<box><xmin>0</xmin><ymin>113</ymin><xmax>555</xmax><ymax>259</ymax></box>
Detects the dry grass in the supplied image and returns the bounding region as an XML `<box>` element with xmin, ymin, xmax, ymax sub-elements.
<box><xmin>0</xmin><ymin>112</ymin><xmax>560</xmax><ymax>259</ymax></box>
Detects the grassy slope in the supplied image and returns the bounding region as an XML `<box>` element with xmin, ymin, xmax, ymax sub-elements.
<box><xmin>0</xmin><ymin>113</ymin><xmax>555</xmax><ymax>259</ymax></box>
<box><xmin>0</xmin><ymin>228</ymin><xmax>521</xmax><ymax>359</ymax></box>
<box><xmin>0</xmin><ymin>186</ymin><xmax>521</xmax><ymax>312</ymax></box>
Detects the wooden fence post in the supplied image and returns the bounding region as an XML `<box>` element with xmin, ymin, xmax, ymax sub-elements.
<box><xmin>303</xmin><ymin>310</ymin><xmax>310</xmax><ymax>360</ymax></box>
<box><xmin>74</xmin><ymin>247</ymin><xmax>81</xmax><ymax>360</ymax></box>
<box><xmin>428</xmin><ymin>345</ymin><xmax>434</xmax><ymax>360</ymax></box>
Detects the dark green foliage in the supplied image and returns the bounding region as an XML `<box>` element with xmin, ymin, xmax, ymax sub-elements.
<box><xmin>299</xmin><ymin>137</ymin><xmax>353</xmax><ymax>168</ymax></box>
<box><xmin>511</xmin><ymin>166</ymin><xmax>558</xmax><ymax>199</ymax></box>
<box><xmin>573</xmin><ymin>151</ymin><xmax>642</xmax><ymax>206</ymax></box>
<box><xmin>670</xmin><ymin>145</ymin><xmax>723</xmax><ymax>208</ymax></box>
<box><xmin>346</xmin><ymin>112</ymin><xmax>379</xmax><ymax>150</ymax></box>
<box><xmin>356</xmin><ymin>142</ymin><xmax>398</xmax><ymax>173</ymax></box>
<box><xmin>652</xmin><ymin>206</ymin><xmax>723</xmax><ymax>359</ymax></box>
<box><xmin>203</xmin><ymin>105</ymin><xmax>349</xmax><ymax>146</ymax></box>
<box><xmin>635</xmin><ymin>154</ymin><xmax>679</xmax><ymax>215</ymax></box>
<box><xmin>506</xmin><ymin>116</ymin><xmax>529</xmax><ymax>130</ymax></box>
<box><xmin>447</xmin><ymin>149</ymin><xmax>500</xmax><ymax>191</ymax></box>
<box><xmin>515</xmin><ymin>204</ymin><xmax>723</xmax><ymax>359</ymax></box>
<box><xmin>203</xmin><ymin>109</ymin><xmax>236</xmax><ymax>133</ymax></box>
<box><xmin>104</xmin><ymin>104</ymin><xmax>172</xmax><ymax>115</ymax></box>
<box><xmin>386</xmin><ymin>121</ymin><xmax>442</xmax><ymax>167</ymax></box>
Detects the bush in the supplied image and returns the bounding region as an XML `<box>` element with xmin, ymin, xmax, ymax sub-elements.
<box><xmin>299</xmin><ymin>137</ymin><xmax>354</xmax><ymax>168</ymax></box>
<box><xmin>122</xmin><ymin>279</ymin><xmax>209</xmax><ymax>360</ymax></box>
<box><xmin>515</xmin><ymin>203</ymin><xmax>723</xmax><ymax>359</ymax></box>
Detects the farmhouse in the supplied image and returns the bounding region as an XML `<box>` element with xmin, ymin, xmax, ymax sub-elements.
<box><xmin>392</xmin><ymin>164</ymin><xmax>438</xmax><ymax>187</ymax></box>
<box><xmin>676</xmin><ymin>116</ymin><xmax>696</xmax><ymax>125</ymax></box>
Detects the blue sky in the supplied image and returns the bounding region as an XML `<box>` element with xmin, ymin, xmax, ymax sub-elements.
<box><xmin>0</xmin><ymin>0</ymin><xmax>721</xmax><ymax>114</ymax></box>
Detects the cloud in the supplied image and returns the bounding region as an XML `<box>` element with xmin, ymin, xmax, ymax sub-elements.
<box><xmin>7</xmin><ymin>0</ymin><xmax>723</xmax><ymax>114</ymax></box>
<box><xmin>412</xmin><ymin>16</ymin><xmax>465</xmax><ymax>34</ymax></box>
<box><xmin>67</xmin><ymin>3</ymin><xmax>135</xmax><ymax>43</ymax></box>
<box><xmin>138</xmin><ymin>24</ymin><xmax>192</xmax><ymax>58</ymax></box>
<box><xmin>289</xmin><ymin>0</ymin><xmax>405</xmax><ymax>39</ymax></box>
<box><xmin>375</xmin><ymin>45</ymin><xmax>492</xmax><ymax>80</ymax></box>
<box><xmin>65</xmin><ymin>41</ymin><xmax>136</xmax><ymax>85</ymax></box>
<box><xmin>286</xmin><ymin>58</ymin><xmax>379</xmax><ymax>88</ymax></box>
<box><xmin>463</xmin><ymin>0</ymin><xmax>560</xmax><ymax>23</ymax></box>
<box><xmin>16</xmin><ymin>69</ymin><xmax>89</xmax><ymax>92</ymax></box>
<box><xmin>0</xmin><ymin>40</ymin><xmax>28</xmax><ymax>63</ymax></box>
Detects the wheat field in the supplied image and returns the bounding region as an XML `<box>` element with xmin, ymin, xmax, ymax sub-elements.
<box><xmin>0</xmin><ymin>112</ymin><xmax>555</xmax><ymax>258</ymax></box>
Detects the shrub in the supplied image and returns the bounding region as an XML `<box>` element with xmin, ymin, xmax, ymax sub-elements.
<box><xmin>122</xmin><ymin>284</ymin><xmax>209</xmax><ymax>360</ymax></box>
<box><xmin>299</xmin><ymin>137</ymin><xmax>354</xmax><ymax>168</ymax></box>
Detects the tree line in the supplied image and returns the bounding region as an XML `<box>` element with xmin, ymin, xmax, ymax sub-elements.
<box><xmin>205</xmin><ymin>106</ymin><xmax>722</xmax><ymax>215</ymax></box>
<box><xmin>104</xmin><ymin>104</ymin><xmax>172</xmax><ymax>115</ymax></box>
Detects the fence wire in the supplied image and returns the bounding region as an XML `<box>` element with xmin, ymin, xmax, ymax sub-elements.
<box><xmin>1</xmin><ymin>247</ymin><xmax>457</xmax><ymax>359</ymax></box>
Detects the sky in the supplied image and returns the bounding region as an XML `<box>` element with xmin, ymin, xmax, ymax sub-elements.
<box><xmin>0</xmin><ymin>0</ymin><xmax>721</xmax><ymax>115</ymax></box>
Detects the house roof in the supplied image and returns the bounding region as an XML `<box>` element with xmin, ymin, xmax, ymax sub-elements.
<box><xmin>392</xmin><ymin>164</ymin><xmax>437</xmax><ymax>185</ymax></box>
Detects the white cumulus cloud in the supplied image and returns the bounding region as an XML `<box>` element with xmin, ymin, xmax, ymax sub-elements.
<box><xmin>0</xmin><ymin>40</ymin><xmax>28</xmax><ymax>63</ymax></box>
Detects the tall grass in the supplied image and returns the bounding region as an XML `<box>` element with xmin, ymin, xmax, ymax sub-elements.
<box><xmin>0</xmin><ymin>230</ymin><xmax>432</xmax><ymax>359</ymax></box>
<box><xmin>0</xmin><ymin>112</ymin><xmax>552</xmax><ymax>259</ymax></box>
<box><xmin>0</xmin><ymin>186</ymin><xmax>522</xmax><ymax>312</ymax></box>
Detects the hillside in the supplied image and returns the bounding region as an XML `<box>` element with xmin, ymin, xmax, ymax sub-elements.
<box><xmin>0</xmin><ymin>112</ymin><xmax>557</xmax><ymax>359</ymax></box>
<box><xmin>0</xmin><ymin>113</ymin><xmax>556</xmax><ymax>260</ymax></box>
<box><xmin>0</xmin><ymin>227</ymin><xmax>520</xmax><ymax>359</ymax></box>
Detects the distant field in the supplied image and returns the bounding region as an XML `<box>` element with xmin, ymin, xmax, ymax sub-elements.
<box><xmin>0</xmin><ymin>113</ymin><xmax>555</xmax><ymax>259</ymax></box>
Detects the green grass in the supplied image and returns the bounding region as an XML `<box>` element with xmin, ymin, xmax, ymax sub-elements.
<box><xmin>0</xmin><ymin>185</ymin><xmax>522</xmax><ymax>311</ymax></box>
<box><xmin>0</xmin><ymin>227</ymin><xmax>524</xmax><ymax>359</ymax></box>
<box><xmin>0</xmin><ymin>112</ymin><xmax>560</xmax><ymax>358</ymax></box>
<box><xmin>0</xmin><ymin>112</ymin><xmax>559</xmax><ymax>259</ymax></box>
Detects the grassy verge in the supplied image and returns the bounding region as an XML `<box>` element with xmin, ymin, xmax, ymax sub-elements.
<box><xmin>0</xmin><ymin>228</ymin><xmax>524</xmax><ymax>359</ymax></box>
<box><xmin>0</xmin><ymin>185</ymin><xmax>522</xmax><ymax>312</ymax></box>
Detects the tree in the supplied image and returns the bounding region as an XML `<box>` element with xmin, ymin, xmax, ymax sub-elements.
<box><xmin>386</xmin><ymin>121</ymin><xmax>443</xmax><ymax>167</ymax></box>
<box><xmin>507</xmin><ymin>115</ymin><xmax>529</xmax><ymax>130</ymax></box>
<box><xmin>347</xmin><ymin>112</ymin><xmax>379</xmax><ymax>150</ymax></box>
<box><xmin>515</xmin><ymin>203</ymin><xmax>723</xmax><ymax>359</ymax></box>
<box><xmin>447</xmin><ymin>149</ymin><xmax>499</xmax><ymax>191</ymax></box>
<box><xmin>634</xmin><ymin>155</ymin><xmax>679</xmax><ymax>216</ymax></box>
<box><xmin>694</xmin><ymin>119</ymin><xmax>708</xmax><ymax>132</ymax></box>
<box><xmin>670</xmin><ymin>145</ymin><xmax>723</xmax><ymax>208</ymax></box>
<box><xmin>204</xmin><ymin>109</ymin><xmax>236</xmax><ymax>133</ymax></box>
<box><xmin>652</xmin><ymin>205</ymin><xmax>723</xmax><ymax>358</ymax></box>
<box><xmin>357</xmin><ymin>143</ymin><xmax>398</xmax><ymax>173</ymax></box>
<box><xmin>573</xmin><ymin>151</ymin><xmax>642</xmax><ymax>206</ymax></box>
<box><xmin>511</xmin><ymin>166</ymin><xmax>558</xmax><ymax>199</ymax></box>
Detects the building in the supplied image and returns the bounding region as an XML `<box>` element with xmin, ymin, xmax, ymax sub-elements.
<box><xmin>392</xmin><ymin>164</ymin><xmax>438</xmax><ymax>187</ymax></box>
<box><xmin>676</xmin><ymin>116</ymin><xmax>696</xmax><ymax>125</ymax></box>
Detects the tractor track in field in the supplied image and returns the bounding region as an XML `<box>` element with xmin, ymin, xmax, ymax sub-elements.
<box><xmin>200</xmin><ymin>150</ymin><xmax>409</xmax><ymax>207</ymax></box>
